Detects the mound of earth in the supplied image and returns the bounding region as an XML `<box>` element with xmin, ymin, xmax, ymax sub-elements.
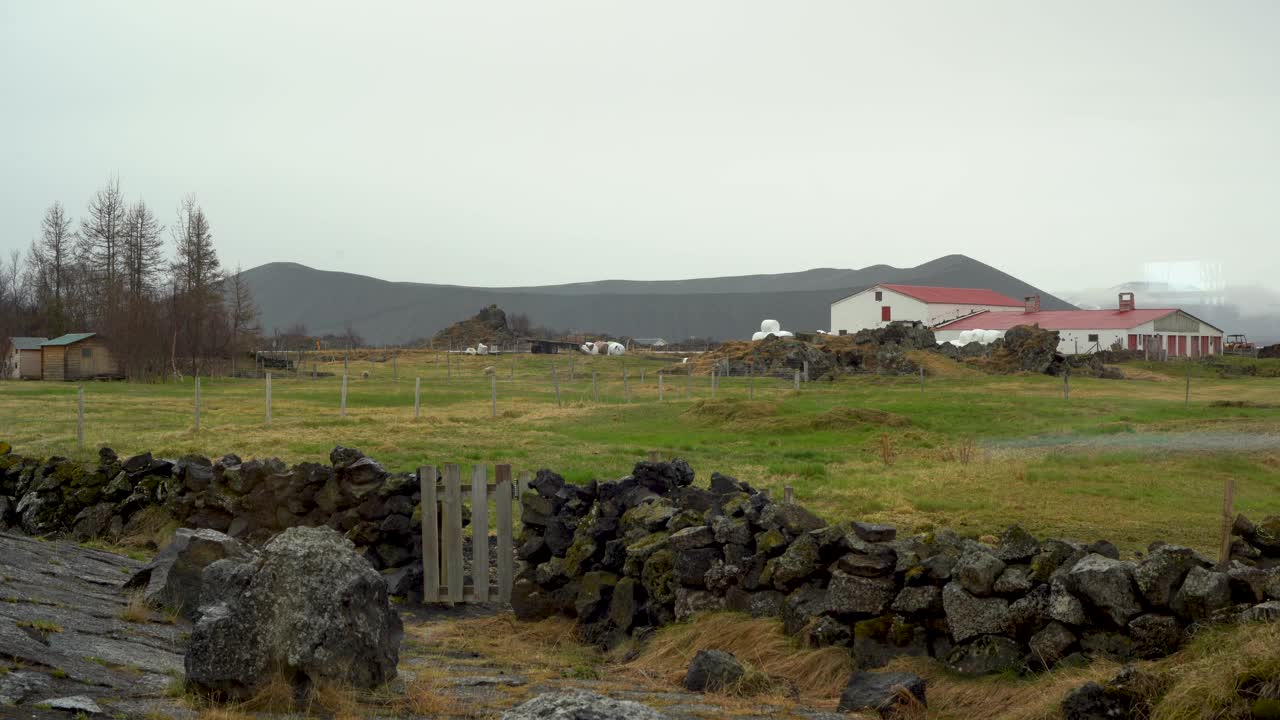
<box><xmin>433</xmin><ymin>305</ymin><xmax>519</xmax><ymax>349</ymax></box>
<box><xmin>939</xmin><ymin>325</ymin><xmax>1122</xmax><ymax>379</ymax></box>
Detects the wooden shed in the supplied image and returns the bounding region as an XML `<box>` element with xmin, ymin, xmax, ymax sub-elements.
<box><xmin>5</xmin><ymin>337</ymin><xmax>48</xmax><ymax>379</ymax></box>
<box><xmin>41</xmin><ymin>333</ymin><xmax>120</xmax><ymax>381</ymax></box>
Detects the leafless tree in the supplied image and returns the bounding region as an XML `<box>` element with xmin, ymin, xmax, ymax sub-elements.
<box><xmin>171</xmin><ymin>195</ymin><xmax>224</xmax><ymax>375</ymax></box>
<box><xmin>226</xmin><ymin>264</ymin><xmax>260</xmax><ymax>375</ymax></box>
<box><xmin>80</xmin><ymin>177</ymin><xmax>128</xmax><ymax>320</ymax></box>
<box><xmin>122</xmin><ymin>200</ymin><xmax>164</xmax><ymax>302</ymax></box>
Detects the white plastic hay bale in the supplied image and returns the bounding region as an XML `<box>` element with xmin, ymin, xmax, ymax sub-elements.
<box><xmin>465</xmin><ymin>347</ymin><xmax>478</xmax><ymax>355</ymax></box>
<box><xmin>777</xmin><ymin>330</ymin><xmax>794</xmax><ymax>338</ymax></box>
<box><xmin>760</xmin><ymin>319</ymin><xmax>781</xmax><ymax>334</ymax></box>
<box><xmin>606</xmin><ymin>341</ymin><xmax>626</xmax><ymax>356</ymax></box>
<box><xmin>751</xmin><ymin>331</ymin><xmax>767</xmax><ymax>341</ymax></box>
<box><xmin>958</xmin><ymin>330</ymin><xmax>975</xmax><ymax>345</ymax></box>
<box><xmin>580</xmin><ymin>343</ymin><xmax>597</xmax><ymax>355</ymax></box>
<box><xmin>982</xmin><ymin>329</ymin><xmax>1001</xmax><ymax>344</ymax></box>
<box><xmin>477</xmin><ymin>343</ymin><xmax>489</xmax><ymax>355</ymax></box>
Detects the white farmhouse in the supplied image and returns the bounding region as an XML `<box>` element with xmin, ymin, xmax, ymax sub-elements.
<box><xmin>934</xmin><ymin>293</ymin><xmax>1225</xmax><ymax>357</ymax></box>
<box><xmin>830</xmin><ymin>283</ymin><xmax>1024</xmax><ymax>334</ymax></box>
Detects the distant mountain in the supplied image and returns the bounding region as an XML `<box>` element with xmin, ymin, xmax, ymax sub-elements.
<box><xmin>241</xmin><ymin>254</ymin><xmax>1074</xmax><ymax>345</ymax></box>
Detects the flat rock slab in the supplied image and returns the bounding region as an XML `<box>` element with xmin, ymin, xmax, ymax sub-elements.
<box><xmin>0</xmin><ymin>531</ymin><xmax>190</xmax><ymax>717</ymax></box>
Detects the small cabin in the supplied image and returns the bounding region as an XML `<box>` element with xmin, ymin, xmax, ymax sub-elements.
<box><xmin>5</xmin><ymin>337</ymin><xmax>48</xmax><ymax>379</ymax></box>
<box><xmin>41</xmin><ymin>333</ymin><xmax>120</xmax><ymax>381</ymax></box>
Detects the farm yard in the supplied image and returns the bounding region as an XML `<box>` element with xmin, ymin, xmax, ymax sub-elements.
<box><xmin>2</xmin><ymin>349</ymin><xmax>1277</xmax><ymax>555</ymax></box>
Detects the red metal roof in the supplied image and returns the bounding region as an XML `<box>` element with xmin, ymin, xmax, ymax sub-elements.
<box><xmin>936</xmin><ymin>309</ymin><xmax>1180</xmax><ymax>331</ymax></box>
<box><xmin>879</xmin><ymin>284</ymin><xmax>1023</xmax><ymax>307</ymax></box>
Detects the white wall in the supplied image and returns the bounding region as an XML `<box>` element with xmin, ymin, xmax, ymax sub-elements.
<box><xmin>830</xmin><ymin>286</ymin><xmax>1021</xmax><ymax>334</ymax></box>
<box><xmin>936</xmin><ymin>319</ymin><xmax>1224</xmax><ymax>356</ymax></box>
<box><xmin>830</xmin><ymin>288</ymin><xmax>928</xmax><ymax>333</ymax></box>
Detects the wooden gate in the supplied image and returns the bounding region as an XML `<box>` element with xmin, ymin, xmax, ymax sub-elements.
<box><xmin>418</xmin><ymin>463</ymin><xmax>527</xmax><ymax>604</ymax></box>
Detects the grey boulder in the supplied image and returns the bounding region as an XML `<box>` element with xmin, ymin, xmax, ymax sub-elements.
<box><xmin>1064</xmin><ymin>554</ymin><xmax>1141</xmax><ymax>626</ymax></box>
<box><xmin>185</xmin><ymin>526</ymin><xmax>402</xmax><ymax>700</ymax></box>
<box><xmin>837</xmin><ymin>670</ymin><xmax>926</xmax><ymax>714</ymax></box>
<box><xmin>683</xmin><ymin>649</ymin><xmax>745</xmax><ymax>692</ymax></box>
<box><xmin>942</xmin><ymin>582</ymin><xmax>1010</xmax><ymax>642</ymax></box>
<box><xmin>1171</xmin><ymin>566</ymin><xmax>1232</xmax><ymax>621</ymax></box>
<box><xmin>125</xmin><ymin>527</ymin><xmax>252</xmax><ymax>620</ymax></box>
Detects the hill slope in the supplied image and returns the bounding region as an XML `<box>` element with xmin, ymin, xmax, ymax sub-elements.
<box><xmin>242</xmin><ymin>255</ymin><xmax>1073</xmax><ymax>344</ymax></box>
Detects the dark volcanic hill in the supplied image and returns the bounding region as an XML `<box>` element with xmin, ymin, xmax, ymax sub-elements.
<box><xmin>242</xmin><ymin>254</ymin><xmax>1073</xmax><ymax>344</ymax></box>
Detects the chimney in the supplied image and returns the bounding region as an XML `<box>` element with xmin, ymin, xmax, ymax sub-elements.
<box><xmin>1024</xmin><ymin>295</ymin><xmax>1040</xmax><ymax>313</ymax></box>
<box><xmin>1119</xmin><ymin>292</ymin><xmax>1135</xmax><ymax>312</ymax></box>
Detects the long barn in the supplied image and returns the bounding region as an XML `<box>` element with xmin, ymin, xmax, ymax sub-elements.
<box><xmin>935</xmin><ymin>293</ymin><xmax>1225</xmax><ymax>357</ymax></box>
<box><xmin>41</xmin><ymin>333</ymin><xmax>120</xmax><ymax>381</ymax></box>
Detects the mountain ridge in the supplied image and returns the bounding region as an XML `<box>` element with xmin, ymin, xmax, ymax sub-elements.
<box><xmin>241</xmin><ymin>255</ymin><xmax>1075</xmax><ymax>344</ymax></box>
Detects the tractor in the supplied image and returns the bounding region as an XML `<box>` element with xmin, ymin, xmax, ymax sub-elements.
<box><xmin>1224</xmin><ymin>334</ymin><xmax>1257</xmax><ymax>356</ymax></box>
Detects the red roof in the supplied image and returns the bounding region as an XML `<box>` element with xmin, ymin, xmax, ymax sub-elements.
<box><xmin>879</xmin><ymin>284</ymin><xmax>1023</xmax><ymax>307</ymax></box>
<box><xmin>936</xmin><ymin>309</ymin><xmax>1180</xmax><ymax>331</ymax></box>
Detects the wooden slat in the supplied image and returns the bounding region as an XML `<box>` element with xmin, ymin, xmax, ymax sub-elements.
<box><xmin>495</xmin><ymin>464</ymin><xmax>514</xmax><ymax>602</ymax></box>
<box><xmin>517</xmin><ymin>470</ymin><xmax>531</xmax><ymax>500</ymax></box>
<box><xmin>471</xmin><ymin>464</ymin><xmax>489</xmax><ymax>604</ymax></box>
<box><xmin>420</xmin><ymin>466</ymin><xmax>439</xmax><ymax>603</ymax></box>
<box><xmin>445</xmin><ymin>464</ymin><xmax>465</xmax><ymax>605</ymax></box>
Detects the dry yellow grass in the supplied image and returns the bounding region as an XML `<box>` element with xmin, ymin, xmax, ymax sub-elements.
<box><xmin>623</xmin><ymin>612</ymin><xmax>855</xmax><ymax>703</ymax></box>
<box><xmin>397</xmin><ymin>668</ymin><xmax>461</xmax><ymax>717</ymax></box>
<box><xmin>119</xmin><ymin>590</ymin><xmax>151</xmax><ymax>623</ymax></box>
<box><xmin>119</xmin><ymin>506</ymin><xmax>180</xmax><ymax>550</ymax></box>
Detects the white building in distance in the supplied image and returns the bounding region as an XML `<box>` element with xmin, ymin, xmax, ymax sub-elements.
<box><xmin>830</xmin><ymin>283</ymin><xmax>1024</xmax><ymax>334</ymax></box>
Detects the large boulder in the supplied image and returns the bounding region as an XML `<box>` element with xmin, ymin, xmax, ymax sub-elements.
<box><xmin>502</xmin><ymin>690</ymin><xmax>668</xmax><ymax>719</ymax></box>
<box><xmin>1171</xmin><ymin>566</ymin><xmax>1232</xmax><ymax>621</ymax></box>
<box><xmin>1064</xmin><ymin>554</ymin><xmax>1141</xmax><ymax>626</ymax></box>
<box><xmin>837</xmin><ymin>671</ymin><xmax>926</xmax><ymax>715</ymax></box>
<box><xmin>942</xmin><ymin>582</ymin><xmax>1010</xmax><ymax>642</ymax></box>
<box><xmin>125</xmin><ymin>528</ymin><xmax>252</xmax><ymax>620</ymax></box>
<box><xmin>1133</xmin><ymin>545</ymin><xmax>1201</xmax><ymax>608</ymax></box>
<box><xmin>682</xmin><ymin>649</ymin><xmax>745</xmax><ymax>693</ymax></box>
<box><xmin>185</xmin><ymin>526</ymin><xmax>402</xmax><ymax>700</ymax></box>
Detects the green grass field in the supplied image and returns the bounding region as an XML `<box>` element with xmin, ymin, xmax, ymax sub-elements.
<box><xmin>2</xmin><ymin>350</ymin><xmax>1278</xmax><ymax>553</ymax></box>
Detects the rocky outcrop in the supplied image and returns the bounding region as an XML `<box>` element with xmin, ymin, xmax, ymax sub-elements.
<box><xmin>512</xmin><ymin>458</ymin><xmax>1280</xmax><ymax>677</ymax></box>
<box><xmin>185</xmin><ymin>526</ymin><xmax>402</xmax><ymax>700</ymax></box>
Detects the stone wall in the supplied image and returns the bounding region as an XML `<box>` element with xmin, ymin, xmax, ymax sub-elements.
<box><xmin>0</xmin><ymin>441</ymin><xmax>432</xmax><ymax>597</ymax></box>
<box><xmin>511</xmin><ymin>460</ymin><xmax>1280</xmax><ymax>675</ymax></box>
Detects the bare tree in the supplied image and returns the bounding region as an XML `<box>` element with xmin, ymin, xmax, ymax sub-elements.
<box><xmin>122</xmin><ymin>200</ymin><xmax>164</xmax><ymax>302</ymax></box>
<box><xmin>80</xmin><ymin>178</ymin><xmax>128</xmax><ymax>321</ymax></box>
<box><xmin>226</xmin><ymin>264</ymin><xmax>260</xmax><ymax>375</ymax></box>
<box><xmin>171</xmin><ymin>195</ymin><xmax>223</xmax><ymax>375</ymax></box>
<box><xmin>29</xmin><ymin>202</ymin><xmax>79</xmax><ymax>335</ymax></box>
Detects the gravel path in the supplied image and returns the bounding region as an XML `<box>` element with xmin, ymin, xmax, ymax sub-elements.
<box><xmin>986</xmin><ymin>431</ymin><xmax>1280</xmax><ymax>453</ymax></box>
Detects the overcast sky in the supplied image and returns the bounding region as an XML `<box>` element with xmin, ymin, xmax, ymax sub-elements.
<box><xmin>2</xmin><ymin>1</ymin><xmax>1277</xmax><ymax>291</ymax></box>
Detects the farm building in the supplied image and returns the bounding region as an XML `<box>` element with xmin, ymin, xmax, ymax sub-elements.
<box><xmin>4</xmin><ymin>337</ymin><xmax>48</xmax><ymax>379</ymax></box>
<box><xmin>830</xmin><ymin>283</ymin><xmax>1024</xmax><ymax>334</ymax></box>
<box><xmin>631</xmin><ymin>337</ymin><xmax>667</xmax><ymax>348</ymax></box>
<box><xmin>40</xmin><ymin>333</ymin><xmax>120</xmax><ymax>381</ymax></box>
<box><xmin>935</xmin><ymin>293</ymin><xmax>1225</xmax><ymax>357</ymax></box>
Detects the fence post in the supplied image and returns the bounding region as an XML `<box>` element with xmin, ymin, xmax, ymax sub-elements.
<box><xmin>341</xmin><ymin>374</ymin><xmax>348</xmax><ymax>417</ymax></box>
<box><xmin>920</xmin><ymin>367</ymin><xmax>925</xmax><ymax>393</ymax></box>
<box><xmin>312</xmin><ymin>362</ymin><xmax>317</xmax><ymax>379</ymax></box>
<box><xmin>1185</xmin><ymin>365</ymin><xmax>1191</xmax><ymax>407</ymax></box>
<box><xmin>194</xmin><ymin>376</ymin><xmax>201</xmax><ymax>430</ymax></box>
<box><xmin>553</xmin><ymin>365</ymin><xmax>562</xmax><ymax>407</ymax></box>
<box><xmin>265</xmin><ymin>372</ymin><xmax>272</xmax><ymax>425</ymax></box>
<box><xmin>421</xmin><ymin>466</ymin><xmax>440</xmax><ymax>603</ymax></box>
<box><xmin>784</xmin><ymin>486</ymin><xmax>795</xmax><ymax>504</ymax></box>
<box><xmin>685</xmin><ymin>366</ymin><xmax>691</xmax><ymax>399</ymax></box>
<box><xmin>495</xmin><ymin>464</ymin><xmax>514</xmax><ymax>602</ymax></box>
<box><xmin>570</xmin><ymin>357</ymin><xmax>576</xmax><ymax>381</ymax></box>
<box><xmin>444</xmin><ymin>464</ymin><xmax>464</xmax><ymax>604</ymax></box>
<box><xmin>748</xmin><ymin>366</ymin><xmax>754</xmax><ymax>400</ymax></box>
<box><xmin>803</xmin><ymin>360</ymin><xmax>809</xmax><ymax>383</ymax></box>
<box><xmin>793</xmin><ymin>369</ymin><xmax>800</xmax><ymax>391</ymax></box>
<box><xmin>393</xmin><ymin>355</ymin><xmax>398</xmax><ymax>382</ymax></box>
<box><xmin>471</xmin><ymin>464</ymin><xmax>489</xmax><ymax>603</ymax></box>
<box><xmin>414</xmin><ymin>376</ymin><xmax>421</xmax><ymax>419</ymax></box>
<box><xmin>1063</xmin><ymin>370</ymin><xmax>1070</xmax><ymax>401</ymax></box>
<box><xmin>711</xmin><ymin>368</ymin><xmax>716</xmax><ymax>399</ymax></box>
<box><xmin>490</xmin><ymin>373</ymin><xmax>497</xmax><ymax>418</ymax></box>
<box><xmin>659</xmin><ymin>372</ymin><xmax>664</xmax><ymax>401</ymax></box>
<box><xmin>511</xmin><ymin>355</ymin><xmax>516</xmax><ymax>381</ymax></box>
<box><xmin>593</xmin><ymin>371</ymin><xmax>599</xmax><ymax>403</ymax></box>
<box><xmin>624</xmin><ymin>368</ymin><xmax>631</xmax><ymax>404</ymax></box>
<box><xmin>77</xmin><ymin>385</ymin><xmax>84</xmax><ymax>451</ymax></box>
<box><xmin>1219</xmin><ymin>478</ymin><xmax>1236</xmax><ymax>569</ymax></box>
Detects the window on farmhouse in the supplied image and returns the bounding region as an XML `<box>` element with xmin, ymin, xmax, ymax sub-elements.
<box><xmin>81</xmin><ymin>348</ymin><xmax>92</xmax><ymax>358</ymax></box>
<box><xmin>1088</xmin><ymin>334</ymin><xmax>1099</xmax><ymax>342</ymax></box>
<box><xmin>875</xmin><ymin>291</ymin><xmax>883</xmax><ymax>301</ymax></box>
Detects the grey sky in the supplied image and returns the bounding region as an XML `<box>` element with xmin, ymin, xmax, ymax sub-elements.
<box><xmin>2</xmin><ymin>1</ymin><xmax>1277</xmax><ymax>290</ymax></box>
